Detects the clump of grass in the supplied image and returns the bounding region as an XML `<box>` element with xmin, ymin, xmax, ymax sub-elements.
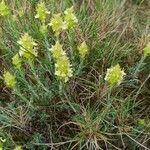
<box><xmin>0</xmin><ymin>0</ymin><xmax>150</xmax><ymax>149</ymax></box>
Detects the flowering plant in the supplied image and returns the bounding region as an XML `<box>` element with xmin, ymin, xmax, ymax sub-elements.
<box><xmin>0</xmin><ymin>0</ymin><xmax>10</xmax><ymax>16</ymax></box>
<box><xmin>105</xmin><ymin>64</ymin><xmax>126</xmax><ymax>86</ymax></box>
<box><xmin>3</xmin><ymin>71</ymin><xmax>16</xmax><ymax>88</ymax></box>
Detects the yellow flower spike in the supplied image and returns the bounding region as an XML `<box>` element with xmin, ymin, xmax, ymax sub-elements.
<box><xmin>105</xmin><ymin>64</ymin><xmax>126</xmax><ymax>86</ymax></box>
<box><xmin>18</xmin><ymin>33</ymin><xmax>38</xmax><ymax>61</ymax></box>
<box><xmin>55</xmin><ymin>56</ymin><xmax>73</xmax><ymax>82</ymax></box>
<box><xmin>14</xmin><ymin>146</ymin><xmax>23</xmax><ymax>150</ymax></box>
<box><xmin>18</xmin><ymin>9</ymin><xmax>25</xmax><ymax>17</ymax></box>
<box><xmin>64</xmin><ymin>6</ymin><xmax>78</xmax><ymax>29</ymax></box>
<box><xmin>50</xmin><ymin>41</ymin><xmax>73</xmax><ymax>82</ymax></box>
<box><xmin>3</xmin><ymin>71</ymin><xmax>16</xmax><ymax>88</ymax></box>
<box><xmin>12</xmin><ymin>54</ymin><xmax>22</xmax><ymax>69</ymax></box>
<box><xmin>49</xmin><ymin>13</ymin><xmax>65</xmax><ymax>35</ymax></box>
<box><xmin>0</xmin><ymin>0</ymin><xmax>10</xmax><ymax>16</ymax></box>
<box><xmin>138</xmin><ymin>119</ymin><xmax>145</xmax><ymax>126</ymax></box>
<box><xmin>78</xmin><ymin>41</ymin><xmax>88</xmax><ymax>59</ymax></box>
<box><xmin>35</xmin><ymin>1</ymin><xmax>50</xmax><ymax>23</ymax></box>
<box><xmin>50</xmin><ymin>41</ymin><xmax>66</xmax><ymax>60</ymax></box>
<box><xmin>143</xmin><ymin>42</ymin><xmax>150</xmax><ymax>57</ymax></box>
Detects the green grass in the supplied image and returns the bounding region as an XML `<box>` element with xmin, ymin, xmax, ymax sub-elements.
<box><xmin>0</xmin><ymin>0</ymin><xmax>150</xmax><ymax>149</ymax></box>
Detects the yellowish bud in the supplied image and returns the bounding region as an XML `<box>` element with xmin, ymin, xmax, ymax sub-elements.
<box><xmin>64</xmin><ymin>6</ymin><xmax>78</xmax><ymax>29</ymax></box>
<box><xmin>3</xmin><ymin>71</ymin><xmax>16</xmax><ymax>88</ymax></box>
<box><xmin>105</xmin><ymin>64</ymin><xmax>126</xmax><ymax>86</ymax></box>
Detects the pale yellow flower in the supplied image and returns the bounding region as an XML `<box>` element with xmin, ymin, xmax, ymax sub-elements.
<box><xmin>0</xmin><ymin>0</ymin><xmax>10</xmax><ymax>16</ymax></box>
<box><xmin>78</xmin><ymin>41</ymin><xmax>88</xmax><ymax>59</ymax></box>
<box><xmin>18</xmin><ymin>9</ymin><xmax>25</xmax><ymax>17</ymax></box>
<box><xmin>18</xmin><ymin>33</ymin><xmax>37</xmax><ymax>61</ymax></box>
<box><xmin>49</xmin><ymin>13</ymin><xmax>65</xmax><ymax>35</ymax></box>
<box><xmin>3</xmin><ymin>71</ymin><xmax>16</xmax><ymax>88</ymax></box>
<box><xmin>105</xmin><ymin>64</ymin><xmax>126</xmax><ymax>86</ymax></box>
<box><xmin>50</xmin><ymin>41</ymin><xmax>73</xmax><ymax>82</ymax></box>
<box><xmin>64</xmin><ymin>6</ymin><xmax>78</xmax><ymax>29</ymax></box>
<box><xmin>55</xmin><ymin>56</ymin><xmax>73</xmax><ymax>82</ymax></box>
<box><xmin>35</xmin><ymin>1</ymin><xmax>50</xmax><ymax>23</ymax></box>
<box><xmin>12</xmin><ymin>53</ymin><xmax>22</xmax><ymax>69</ymax></box>
<box><xmin>50</xmin><ymin>41</ymin><xmax>66</xmax><ymax>60</ymax></box>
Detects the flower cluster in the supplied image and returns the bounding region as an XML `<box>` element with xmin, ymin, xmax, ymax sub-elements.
<box><xmin>18</xmin><ymin>33</ymin><xmax>37</xmax><ymax>62</ymax></box>
<box><xmin>48</xmin><ymin>6</ymin><xmax>78</xmax><ymax>82</ymax></box>
<box><xmin>34</xmin><ymin>2</ymin><xmax>78</xmax><ymax>36</ymax></box>
<box><xmin>64</xmin><ymin>6</ymin><xmax>78</xmax><ymax>29</ymax></box>
<box><xmin>50</xmin><ymin>41</ymin><xmax>65</xmax><ymax>59</ymax></box>
<box><xmin>3</xmin><ymin>71</ymin><xmax>16</xmax><ymax>88</ymax></box>
<box><xmin>18</xmin><ymin>9</ymin><xmax>25</xmax><ymax>17</ymax></box>
<box><xmin>12</xmin><ymin>53</ymin><xmax>22</xmax><ymax>69</ymax></box>
<box><xmin>35</xmin><ymin>1</ymin><xmax>50</xmax><ymax>23</ymax></box>
<box><xmin>137</xmin><ymin>119</ymin><xmax>145</xmax><ymax>126</ymax></box>
<box><xmin>55</xmin><ymin>56</ymin><xmax>73</xmax><ymax>82</ymax></box>
<box><xmin>11</xmin><ymin>33</ymin><xmax>37</xmax><ymax>69</ymax></box>
<box><xmin>49</xmin><ymin>13</ymin><xmax>65</xmax><ymax>36</ymax></box>
<box><xmin>49</xmin><ymin>6</ymin><xmax>78</xmax><ymax>36</ymax></box>
<box><xmin>143</xmin><ymin>42</ymin><xmax>150</xmax><ymax>57</ymax></box>
<box><xmin>78</xmin><ymin>41</ymin><xmax>88</xmax><ymax>59</ymax></box>
<box><xmin>105</xmin><ymin>64</ymin><xmax>126</xmax><ymax>86</ymax></box>
<box><xmin>50</xmin><ymin>41</ymin><xmax>73</xmax><ymax>82</ymax></box>
<box><xmin>35</xmin><ymin>1</ymin><xmax>50</xmax><ymax>35</ymax></box>
<box><xmin>0</xmin><ymin>0</ymin><xmax>10</xmax><ymax>16</ymax></box>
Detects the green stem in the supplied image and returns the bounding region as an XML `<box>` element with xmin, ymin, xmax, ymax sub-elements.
<box><xmin>67</xmin><ymin>30</ymin><xmax>75</xmax><ymax>63</ymax></box>
<box><xmin>29</xmin><ymin>63</ymin><xmax>49</xmax><ymax>92</ymax></box>
<box><xmin>59</xmin><ymin>81</ymin><xmax>76</xmax><ymax>112</ymax></box>
<box><xmin>134</xmin><ymin>56</ymin><xmax>146</xmax><ymax>76</ymax></box>
<box><xmin>76</xmin><ymin>59</ymin><xmax>84</xmax><ymax>75</ymax></box>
